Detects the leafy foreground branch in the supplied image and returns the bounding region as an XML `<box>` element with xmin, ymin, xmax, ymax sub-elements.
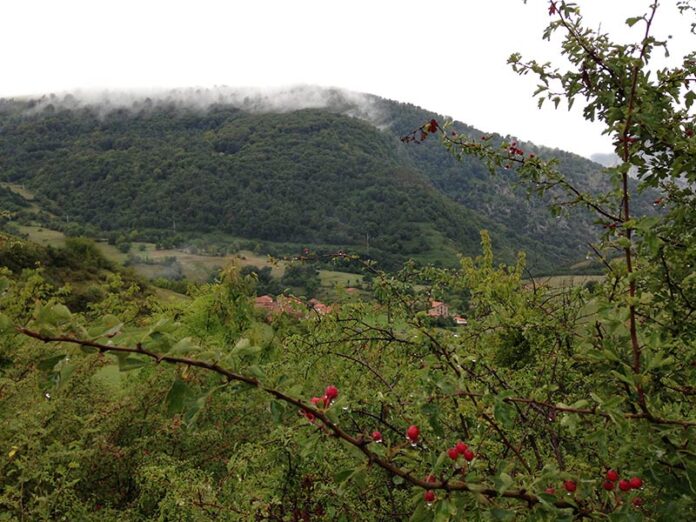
<box><xmin>16</xmin><ymin>326</ymin><xmax>583</xmax><ymax>514</ymax></box>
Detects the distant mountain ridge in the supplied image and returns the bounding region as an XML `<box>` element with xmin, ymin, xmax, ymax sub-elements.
<box><xmin>0</xmin><ymin>88</ymin><xmax>652</xmax><ymax>272</ymax></box>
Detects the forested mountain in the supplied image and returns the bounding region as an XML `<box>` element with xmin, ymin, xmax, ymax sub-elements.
<box><xmin>0</xmin><ymin>90</ymin><xmax>647</xmax><ymax>272</ymax></box>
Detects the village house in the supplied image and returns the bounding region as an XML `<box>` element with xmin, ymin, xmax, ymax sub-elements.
<box><xmin>254</xmin><ymin>295</ymin><xmax>276</xmax><ymax>311</ymax></box>
<box><xmin>427</xmin><ymin>300</ymin><xmax>449</xmax><ymax>317</ymax></box>
<box><xmin>309</xmin><ymin>298</ymin><xmax>333</xmax><ymax>315</ymax></box>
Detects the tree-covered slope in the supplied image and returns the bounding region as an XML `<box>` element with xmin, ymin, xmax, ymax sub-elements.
<box><xmin>375</xmin><ymin>98</ymin><xmax>654</xmax><ymax>267</ymax></box>
<box><xmin>0</xmin><ymin>92</ymin><xmax>637</xmax><ymax>271</ymax></box>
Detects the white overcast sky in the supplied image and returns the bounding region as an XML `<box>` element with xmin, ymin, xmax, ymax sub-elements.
<box><xmin>1</xmin><ymin>0</ymin><xmax>694</xmax><ymax>158</ymax></box>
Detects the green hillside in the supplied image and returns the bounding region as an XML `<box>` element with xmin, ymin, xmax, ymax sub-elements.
<box><xmin>0</xmin><ymin>92</ymin><xmax>643</xmax><ymax>272</ymax></box>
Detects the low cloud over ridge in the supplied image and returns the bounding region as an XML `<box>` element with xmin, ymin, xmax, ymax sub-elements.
<box><xmin>9</xmin><ymin>85</ymin><xmax>386</xmax><ymax>125</ymax></box>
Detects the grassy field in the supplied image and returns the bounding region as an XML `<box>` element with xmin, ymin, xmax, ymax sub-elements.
<box><xmin>1</xmin><ymin>183</ymin><xmax>36</xmax><ymax>201</ymax></box>
<box><xmin>529</xmin><ymin>274</ymin><xmax>604</xmax><ymax>288</ymax></box>
<box><xmin>15</xmin><ymin>224</ymin><xmax>293</xmax><ymax>283</ymax></box>
<box><xmin>126</xmin><ymin>246</ymin><xmax>285</xmax><ymax>282</ymax></box>
<box><xmin>14</xmin><ymin>224</ymin><xmax>600</xmax><ymax>300</ymax></box>
<box><xmin>17</xmin><ymin>225</ymin><xmax>66</xmax><ymax>247</ymax></box>
<box><xmin>319</xmin><ymin>270</ymin><xmax>364</xmax><ymax>288</ymax></box>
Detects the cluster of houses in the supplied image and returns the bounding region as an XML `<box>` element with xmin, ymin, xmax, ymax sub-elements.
<box><xmin>254</xmin><ymin>294</ymin><xmax>333</xmax><ymax>318</ymax></box>
<box><xmin>254</xmin><ymin>295</ymin><xmax>467</xmax><ymax>326</ymax></box>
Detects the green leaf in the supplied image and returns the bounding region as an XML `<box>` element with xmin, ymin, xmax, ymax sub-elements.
<box><xmin>409</xmin><ymin>502</ymin><xmax>433</xmax><ymax>522</ymax></box>
<box><xmin>87</xmin><ymin>314</ymin><xmax>122</xmax><ymax>338</ymax></box>
<box><xmin>494</xmin><ymin>472</ymin><xmax>514</xmax><ymax>494</ymax></box>
<box><xmin>333</xmin><ymin>468</ymin><xmax>354</xmax><ymax>484</ymax></box>
<box><xmin>269</xmin><ymin>400</ymin><xmax>284</xmax><ymax>423</ymax></box>
<box><xmin>169</xmin><ymin>337</ymin><xmax>196</xmax><ymax>355</ymax></box>
<box><xmin>494</xmin><ymin>401</ymin><xmax>516</xmax><ymax>428</ymax></box>
<box><xmin>233</xmin><ymin>337</ymin><xmax>262</xmax><ymax>359</ymax></box>
<box><xmin>166</xmin><ymin>378</ymin><xmax>192</xmax><ymax>415</ymax></box>
<box><xmin>246</xmin><ymin>364</ymin><xmax>265</xmax><ymax>380</ymax></box>
<box><xmin>35</xmin><ymin>303</ymin><xmax>72</xmax><ymax>327</ymax></box>
<box><xmin>37</xmin><ymin>354</ymin><xmax>67</xmax><ymax>371</ymax></box>
<box><xmin>116</xmin><ymin>355</ymin><xmax>150</xmax><ymax>372</ymax></box>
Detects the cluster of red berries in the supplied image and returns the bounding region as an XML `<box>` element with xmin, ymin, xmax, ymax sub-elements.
<box><xmin>602</xmin><ymin>470</ymin><xmax>643</xmax><ymax>493</ymax></box>
<box><xmin>303</xmin><ymin>385</ymin><xmax>339</xmax><ymax>421</ymax></box>
<box><xmin>545</xmin><ymin>471</ymin><xmax>644</xmax><ymax>504</ymax></box>
<box><xmin>508</xmin><ymin>141</ymin><xmax>524</xmax><ymax>156</ymax></box>
<box><xmin>447</xmin><ymin>441</ymin><xmax>475</xmax><ymax>462</ymax></box>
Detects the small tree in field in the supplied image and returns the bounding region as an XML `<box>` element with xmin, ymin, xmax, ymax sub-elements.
<box><xmin>4</xmin><ymin>1</ymin><xmax>695</xmax><ymax>520</ymax></box>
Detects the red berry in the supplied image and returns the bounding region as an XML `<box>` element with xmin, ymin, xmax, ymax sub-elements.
<box><xmin>629</xmin><ymin>476</ymin><xmax>643</xmax><ymax>489</ymax></box>
<box><xmin>406</xmin><ymin>425</ymin><xmax>420</xmax><ymax>442</ymax></box>
<box><xmin>372</xmin><ymin>431</ymin><xmax>382</xmax><ymax>443</ymax></box>
<box><xmin>463</xmin><ymin>448</ymin><xmax>475</xmax><ymax>462</ymax></box>
<box><xmin>606</xmin><ymin>469</ymin><xmax>619</xmax><ymax>481</ymax></box>
<box><xmin>305</xmin><ymin>411</ymin><xmax>315</xmax><ymax>422</ymax></box>
<box><xmin>325</xmin><ymin>385</ymin><xmax>339</xmax><ymax>401</ymax></box>
<box><xmin>310</xmin><ymin>396</ymin><xmax>322</xmax><ymax>406</ymax></box>
<box><xmin>448</xmin><ymin>447</ymin><xmax>459</xmax><ymax>460</ymax></box>
<box><xmin>632</xmin><ymin>497</ymin><xmax>644</xmax><ymax>507</ymax></box>
<box><xmin>423</xmin><ymin>490</ymin><xmax>436</xmax><ymax>503</ymax></box>
<box><xmin>429</xmin><ymin>119</ymin><xmax>438</xmax><ymax>133</ymax></box>
<box><xmin>618</xmin><ymin>479</ymin><xmax>631</xmax><ymax>492</ymax></box>
<box><xmin>602</xmin><ymin>480</ymin><xmax>615</xmax><ymax>491</ymax></box>
<box><xmin>563</xmin><ymin>480</ymin><xmax>577</xmax><ymax>493</ymax></box>
<box><xmin>455</xmin><ymin>441</ymin><xmax>468</xmax><ymax>454</ymax></box>
<box><xmin>425</xmin><ymin>474</ymin><xmax>437</xmax><ymax>484</ymax></box>
<box><xmin>544</xmin><ymin>487</ymin><xmax>555</xmax><ymax>495</ymax></box>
